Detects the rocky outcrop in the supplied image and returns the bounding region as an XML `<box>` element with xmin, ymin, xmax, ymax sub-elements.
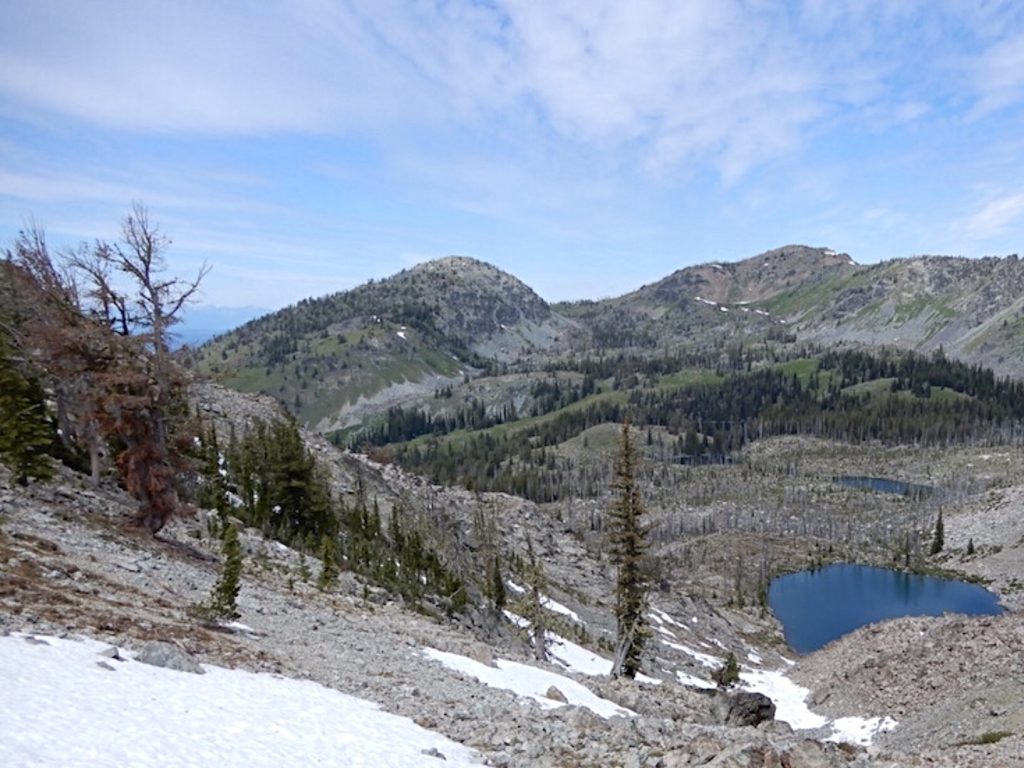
<box><xmin>718</xmin><ymin>690</ymin><xmax>777</xmax><ymax>727</ymax></box>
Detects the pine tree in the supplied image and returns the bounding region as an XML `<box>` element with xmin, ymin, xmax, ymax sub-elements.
<box><xmin>930</xmin><ymin>509</ymin><xmax>945</xmax><ymax>555</ymax></box>
<box><xmin>0</xmin><ymin>334</ymin><xmax>55</xmax><ymax>486</ymax></box>
<box><xmin>521</xmin><ymin>537</ymin><xmax>549</xmax><ymax>662</ymax></box>
<box><xmin>489</xmin><ymin>555</ymin><xmax>507</xmax><ymax>611</ymax></box>
<box><xmin>199</xmin><ymin>521</ymin><xmax>242</xmax><ymax>621</ymax></box>
<box><xmin>318</xmin><ymin>534</ymin><xmax>339</xmax><ymax>591</ymax></box>
<box><xmin>609</xmin><ymin>421</ymin><xmax>650</xmax><ymax>679</ymax></box>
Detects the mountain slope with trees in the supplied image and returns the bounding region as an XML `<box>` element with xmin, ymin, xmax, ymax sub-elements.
<box><xmin>194</xmin><ymin>245</ymin><xmax>1024</xmax><ymax>444</ymax></box>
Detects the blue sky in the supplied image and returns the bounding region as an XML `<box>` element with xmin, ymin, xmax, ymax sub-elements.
<box><xmin>2</xmin><ymin>1</ymin><xmax>1023</xmax><ymax>311</ymax></box>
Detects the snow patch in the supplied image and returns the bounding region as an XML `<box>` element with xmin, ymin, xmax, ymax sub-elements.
<box><xmin>740</xmin><ymin>668</ymin><xmax>827</xmax><ymax>730</ymax></box>
<box><xmin>423</xmin><ymin>648</ymin><xmax>634</xmax><ymax>719</ymax></box>
<box><xmin>828</xmin><ymin>716</ymin><xmax>898</xmax><ymax>747</ymax></box>
<box><xmin>0</xmin><ymin>634</ymin><xmax>482</xmax><ymax>767</ymax></box>
<box><xmin>740</xmin><ymin>667</ymin><xmax>897</xmax><ymax>744</ymax></box>
<box><xmin>662</xmin><ymin>640</ymin><xmax>720</xmax><ymax>669</ymax></box>
<box><xmin>675</xmin><ymin>670</ymin><xmax>716</xmax><ymax>690</ymax></box>
<box><xmin>650</xmin><ymin>609</ymin><xmax>688</xmax><ymax>630</ymax></box>
<box><xmin>503</xmin><ymin>611</ymin><xmax>660</xmax><ymax>685</ymax></box>
<box><xmin>505</xmin><ymin>582</ymin><xmax>580</xmax><ymax>622</ymax></box>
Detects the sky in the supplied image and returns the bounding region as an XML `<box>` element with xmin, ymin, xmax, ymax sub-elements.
<box><xmin>2</xmin><ymin>1</ymin><xmax>1023</xmax><ymax>311</ymax></box>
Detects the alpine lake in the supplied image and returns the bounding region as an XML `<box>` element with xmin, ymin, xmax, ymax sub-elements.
<box><xmin>769</xmin><ymin>475</ymin><xmax>1005</xmax><ymax>654</ymax></box>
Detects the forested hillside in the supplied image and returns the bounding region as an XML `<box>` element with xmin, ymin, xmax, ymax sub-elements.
<box><xmin>194</xmin><ymin>245</ymin><xmax>1024</xmax><ymax>447</ymax></box>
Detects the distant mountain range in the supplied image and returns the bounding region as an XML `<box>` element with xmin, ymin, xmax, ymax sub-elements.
<box><xmin>194</xmin><ymin>245</ymin><xmax>1024</xmax><ymax>432</ymax></box>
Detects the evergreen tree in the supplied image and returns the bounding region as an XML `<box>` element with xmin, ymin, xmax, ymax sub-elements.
<box><xmin>198</xmin><ymin>521</ymin><xmax>242</xmax><ymax>621</ymax></box>
<box><xmin>713</xmin><ymin>652</ymin><xmax>740</xmax><ymax>688</ymax></box>
<box><xmin>318</xmin><ymin>534</ymin><xmax>339</xmax><ymax>591</ymax></box>
<box><xmin>929</xmin><ymin>509</ymin><xmax>945</xmax><ymax>555</ymax></box>
<box><xmin>609</xmin><ymin>421</ymin><xmax>650</xmax><ymax>679</ymax></box>
<box><xmin>521</xmin><ymin>537</ymin><xmax>549</xmax><ymax>662</ymax></box>
<box><xmin>966</xmin><ymin>537</ymin><xmax>975</xmax><ymax>556</ymax></box>
<box><xmin>0</xmin><ymin>333</ymin><xmax>55</xmax><ymax>486</ymax></box>
<box><xmin>489</xmin><ymin>555</ymin><xmax>507</xmax><ymax>611</ymax></box>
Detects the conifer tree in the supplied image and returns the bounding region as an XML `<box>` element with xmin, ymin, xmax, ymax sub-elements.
<box><xmin>713</xmin><ymin>652</ymin><xmax>740</xmax><ymax>688</ymax></box>
<box><xmin>521</xmin><ymin>537</ymin><xmax>549</xmax><ymax>662</ymax></box>
<box><xmin>0</xmin><ymin>332</ymin><xmax>55</xmax><ymax>486</ymax></box>
<box><xmin>930</xmin><ymin>509</ymin><xmax>945</xmax><ymax>555</ymax></box>
<box><xmin>318</xmin><ymin>534</ymin><xmax>339</xmax><ymax>591</ymax></box>
<box><xmin>198</xmin><ymin>521</ymin><xmax>242</xmax><ymax>621</ymax></box>
<box><xmin>489</xmin><ymin>555</ymin><xmax>507</xmax><ymax>611</ymax></box>
<box><xmin>609</xmin><ymin>421</ymin><xmax>650</xmax><ymax>679</ymax></box>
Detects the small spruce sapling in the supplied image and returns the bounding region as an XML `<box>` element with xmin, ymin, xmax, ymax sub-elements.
<box><xmin>196</xmin><ymin>521</ymin><xmax>242</xmax><ymax>622</ymax></box>
<box><xmin>713</xmin><ymin>652</ymin><xmax>740</xmax><ymax>688</ymax></box>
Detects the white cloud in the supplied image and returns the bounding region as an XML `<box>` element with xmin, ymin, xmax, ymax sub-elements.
<box><xmin>964</xmin><ymin>191</ymin><xmax>1024</xmax><ymax>239</ymax></box>
<box><xmin>0</xmin><ymin>0</ymin><xmax>965</xmax><ymax>182</ymax></box>
<box><xmin>969</xmin><ymin>30</ymin><xmax>1024</xmax><ymax>118</ymax></box>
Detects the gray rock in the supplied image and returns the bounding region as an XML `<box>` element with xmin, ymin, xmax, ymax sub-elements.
<box><xmin>136</xmin><ymin>641</ymin><xmax>205</xmax><ymax>674</ymax></box>
<box><xmin>719</xmin><ymin>690</ymin><xmax>776</xmax><ymax>727</ymax></box>
<box><xmin>545</xmin><ymin>685</ymin><xmax>568</xmax><ymax>704</ymax></box>
<box><xmin>420</xmin><ymin>746</ymin><xmax>446</xmax><ymax>760</ymax></box>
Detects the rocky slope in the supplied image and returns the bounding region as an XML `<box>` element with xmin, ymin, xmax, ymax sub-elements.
<box><xmin>3</xmin><ymin>383</ymin><xmax>1023</xmax><ymax>765</ymax></box>
<box><xmin>0</xmin><ymin>464</ymin><xmax>875</xmax><ymax>768</ymax></box>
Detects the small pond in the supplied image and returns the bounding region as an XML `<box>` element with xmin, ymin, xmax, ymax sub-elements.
<box><xmin>769</xmin><ymin>563</ymin><xmax>1003</xmax><ymax>654</ymax></box>
<box><xmin>834</xmin><ymin>475</ymin><xmax>934</xmax><ymax>498</ymax></box>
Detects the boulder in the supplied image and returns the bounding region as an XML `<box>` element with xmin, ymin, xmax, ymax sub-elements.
<box><xmin>545</xmin><ymin>685</ymin><xmax>568</xmax><ymax>704</ymax></box>
<box><xmin>718</xmin><ymin>690</ymin><xmax>776</xmax><ymax>726</ymax></box>
<box><xmin>136</xmin><ymin>641</ymin><xmax>205</xmax><ymax>675</ymax></box>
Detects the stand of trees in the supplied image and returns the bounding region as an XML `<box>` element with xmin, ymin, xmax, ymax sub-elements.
<box><xmin>390</xmin><ymin>349</ymin><xmax>1024</xmax><ymax>502</ymax></box>
<box><xmin>1</xmin><ymin>207</ymin><xmax>208</xmax><ymax>532</ymax></box>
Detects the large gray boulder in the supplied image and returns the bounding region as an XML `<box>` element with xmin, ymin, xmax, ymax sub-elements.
<box><xmin>718</xmin><ymin>690</ymin><xmax>776</xmax><ymax>726</ymax></box>
<box><xmin>136</xmin><ymin>641</ymin><xmax>205</xmax><ymax>675</ymax></box>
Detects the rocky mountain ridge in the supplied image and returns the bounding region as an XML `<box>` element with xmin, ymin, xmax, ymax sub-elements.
<box><xmin>194</xmin><ymin>245</ymin><xmax>1024</xmax><ymax>438</ymax></box>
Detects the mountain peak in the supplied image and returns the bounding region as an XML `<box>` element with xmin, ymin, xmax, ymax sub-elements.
<box><xmin>630</xmin><ymin>245</ymin><xmax>859</xmax><ymax>307</ymax></box>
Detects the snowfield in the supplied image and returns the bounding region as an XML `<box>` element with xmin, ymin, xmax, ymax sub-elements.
<box><xmin>423</xmin><ymin>647</ymin><xmax>635</xmax><ymax>718</ymax></box>
<box><xmin>0</xmin><ymin>633</ymin><xmax>481</xmax><ymax>768</ymax></box>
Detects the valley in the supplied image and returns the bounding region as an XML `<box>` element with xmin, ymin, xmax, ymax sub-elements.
<box><xmin>5</xmin><ymin>243</ymin><xmax>1024</xmax><ymax>765</ymax></box>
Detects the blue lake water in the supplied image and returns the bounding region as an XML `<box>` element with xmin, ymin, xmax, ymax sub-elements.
<box><xmin>835</xmin><ymin>475</ymin><xmax>934</xmax><ymax>498</ymax></box>
<box><xmin>769</xmin><ymin>563</ymin><xmax>1003</xmax><ymax>654</ymax></box>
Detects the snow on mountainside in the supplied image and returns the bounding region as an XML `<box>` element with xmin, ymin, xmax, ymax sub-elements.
<box><xmin>0</xmin><ymin>633</ymin><xmax>482</xmax><ymax>768</ymax></box>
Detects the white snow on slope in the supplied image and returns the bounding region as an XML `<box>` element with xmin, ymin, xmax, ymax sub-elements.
<box><xmin>502</xmin><ymin>610</ymin><xmax>661</xmax><ymax>685</ymax></box>
<box><xmin>676</xmin><ymin>670</ymin><xmax>716</xmax><ymax>690</ymax></box>
<box><xmin>650</xmin><ymin>608</ymin><xmax>689</xmax><ymax>630</ymax></box>
<box><xmin>505</xmin><ymin>581</ymin><xmax>581</xmax><ymax>622</ymax></box>
<box><xmin>662</xmin><ymin>639</ymin><xmax>721</xmax><ymax>669</ymax></box>
<box><xmin>829</xmin><ymin>716</ymin><xmax>898</xmax><ymax>746</ymax></box>
<box><xmin>423</xmin><ymin>648</ymin><xmax>634</xmax><ymax>718</ymax></box>
<box><xmin>740</xmin><ymin>668</ymin><xmax>827</xmax><ymax>730</ymax></box>
<box><xmin>740</xmin><ymin>667</ymin><xmax>898</xmax><ymax>746</ymax></box>
<box><xmin>0</xmin><ymin>634</ymin><xmax>481</xmax><ymax>768</ymax></box>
